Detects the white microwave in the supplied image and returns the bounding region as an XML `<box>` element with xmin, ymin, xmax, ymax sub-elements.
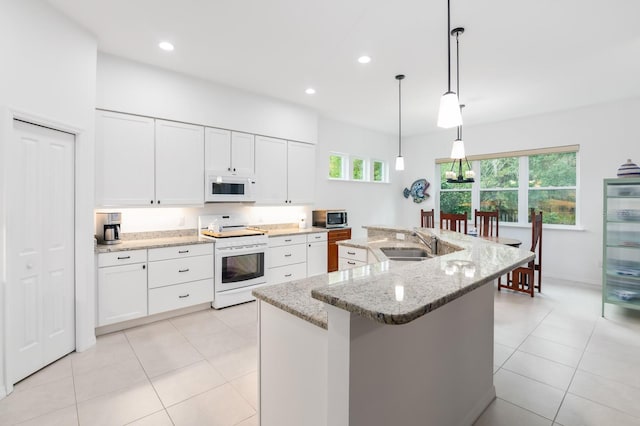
<box><xmin>205</xmin><ymin>174</ymin><xmax>256</xmax><ymax>203</ymax></box>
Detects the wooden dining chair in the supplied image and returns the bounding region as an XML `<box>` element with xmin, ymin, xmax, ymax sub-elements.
<box><xmin>440</xmin><ymin>212</ymin><xmax>468</xmax><ymax>234</ymax></box>
<box><xmin>474</xmin><ymin>209</ymin><xmax>499</xmax><ymax>237</ymax></box>
<box><xmin>420</xmin><ymin>209</ymin><xmax>435</xmax><ymax>228</ymax></box>
<box><xmin>498</xmin><ymin>210</ymin><xmax>543</xmax><ymax>297</ymax></box>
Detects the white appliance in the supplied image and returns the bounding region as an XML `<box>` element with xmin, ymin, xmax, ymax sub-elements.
<box><xmin>199</xmin><ymin>215</ymin><xmax>268</xmax><ymax>308</ymax></box>
<box><xmin>205</xmin><ymin>174</ymin><xmax>256</xmax><ymax>203</ymax></box>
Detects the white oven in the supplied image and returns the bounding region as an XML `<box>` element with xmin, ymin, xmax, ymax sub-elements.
<box><xmin>205</xmin><ymin>174</ymin><xmax>256</xmax><ymax>203</ymax></box>
<box><xmin>213</xmin><ymin>235</ymin><xmax>268</xmax><ymax>308</ymax></box>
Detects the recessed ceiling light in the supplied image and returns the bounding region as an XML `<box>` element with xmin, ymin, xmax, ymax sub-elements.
<box><xmin>158</xmin><ymin>41</ymin><xmax>174</xmax><ymax>51</ymax></box>
<box><xmin>305</xmin><ymin>88</ymin><xmax>316</xmax><ymax>95</ymax></box>
<box><xmin>358</xmin><ymin>55</ymin><xmax>371</xmax><ymax>64</ymax></box>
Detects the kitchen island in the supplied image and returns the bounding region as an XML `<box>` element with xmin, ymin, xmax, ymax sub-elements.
<box><xmin>253</xmin><ymin>226</ymin><xmax>534</xmax><ymax>426</ymax></box>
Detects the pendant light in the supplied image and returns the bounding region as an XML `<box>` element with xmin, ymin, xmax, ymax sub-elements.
<box><xmin>395</xmin><ymin>74</ymin><xmax>405</xmax><ymax>171</ymax></box>
<box><xmin>437</xmin><ymin>0</ymin><xmax>463</xmax><ymax>129</ymax></box>
<box><xmin>446</xmin><ymin>27</ymin><xmax>475</xmax><ymax>183</ymax></box>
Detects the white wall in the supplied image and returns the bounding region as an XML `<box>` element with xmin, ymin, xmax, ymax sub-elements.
<box><xmin>314</xmin><ymin>117</ymin><xmax>399</xmax><ymax>239</ymax></box>
<box><xmin>397</xmin><ymin>98</ymin><xmax>640</xmax><ymax>285</ymax></box>
<box><xmin>0</xmin><ymin>0</ymin><xmax>97</xmax><ymax>396</ymax></box>
<box><xmin>97</xmin><ymin>53</ymin><xmax>318</xmax><ymax>143</ymax></box>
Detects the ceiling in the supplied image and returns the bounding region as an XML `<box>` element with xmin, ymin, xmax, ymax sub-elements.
<box><xmin>48</xmin><ymin>0</ymin><xmax>640</xmax><ymax>136</ymax></box>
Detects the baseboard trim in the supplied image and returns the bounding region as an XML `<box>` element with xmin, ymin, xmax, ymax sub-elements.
<box><xmin>460</xmin><ymin>385</ymin><xmax>496</xmax><ymax>426</ymax></box>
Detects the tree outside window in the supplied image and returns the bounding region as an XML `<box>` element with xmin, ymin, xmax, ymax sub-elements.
<box><xmin>528</xmin><ymin>152</ymin><xmax>577</xmax><ymax>225</ymax></box>
<box><xmin>329</xmin><ymin>154</ymin><xmax>345</xmax><ymax>179</ymax></box>
<box><xmin>352</xmin><ymin>158</ymin><xmax>365</xmax><ymax>180</ymax></box>
<box><xmin>440</xmin><ymin>162</ymin><xmax>471</xmax><ymax>217</ymax></box>
<box><xmin>480</xmin><ymin>157</ymin><xmax>519</xmax><ymax>222</ymax></box>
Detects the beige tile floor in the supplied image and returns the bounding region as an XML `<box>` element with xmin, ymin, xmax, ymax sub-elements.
<box><xmin>1</xmin><ymin>278</ymin><xmax>640</xmax><ymax>425</ymax></box>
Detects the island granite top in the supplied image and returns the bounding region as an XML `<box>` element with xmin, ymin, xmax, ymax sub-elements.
<box><xmin>253</xmin><ymin>226</ymin><xmax>534</xmax><ymax>328</ymax></box>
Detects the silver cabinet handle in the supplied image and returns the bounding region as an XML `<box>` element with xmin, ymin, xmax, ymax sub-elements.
<box><xmin>284</xmin><ymin>273</ymin><xmax>292</xmax><ymax>277</ymax></box>
<box><xmin>178</xmin><ymin>250</ymin><xmax>189</xmax><ymax>254</ymax></box>
<box><xmin>348</xmin><ymin>261</ymin><xmax>356</xmax><ymax>265</ymax></box>
<box><xmin>315</xmin><ymin>235</ymin><xmax>321</xmax><ymax>239</ymax></box>
<box><xmin>284</xmin><ymin>239</ymin><xmax>292</xmax><ymax>242</ymax></box>
<box><xmin>284</xmin><ymin>254</ymin><xmax>292</xmax><ymax>257</ymax></box>
<box><xmin>347</xmin><ymin>251</ymin><xmax>356</xmax><ymax>255</ymax></box>
<box><xmin>117</xmin><ymin>255</ymin><xmax>131</xmax><ymax>260</ymax></box>
<box><xmin>179</xmin><ymin>268</ymin><xmax>190</xmax><ymax>273</ymax></box>
<box><xmin>179</xmin><ymin>294</ymin><xmax>190</xmax><ymax>298</ymax></box>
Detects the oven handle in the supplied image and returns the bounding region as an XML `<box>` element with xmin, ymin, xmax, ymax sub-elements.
<box><xmin>216</xmin><ymin>244</ymin><xmax>266</xmax><ymax>255</ymax></box>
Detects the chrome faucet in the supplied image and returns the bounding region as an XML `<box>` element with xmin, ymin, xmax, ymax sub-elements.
<box><xmin>412</xmin><ymin>228</ymin><xmax>438</xmax><ymax>255</ymax></box>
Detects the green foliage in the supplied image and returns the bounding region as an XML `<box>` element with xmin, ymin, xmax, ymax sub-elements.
<box><xmin>529</xmin><ymin>189</ymin><xmax>576</xmax><ymax>225</ymax></box>
<box><xmin>329</xmin><ymin>155</ymin><xmax>343</xmax><ymax>178</ymax></box>
<box><xmin>481</xmin><ymin>158</ymin><xmax>518</xmax><ymax>189</ymax></box>
<box><xmin>480</xmin><ymin>190</ymin><xmax>518</xmax><ymax>222</ymax></box>
<box><xmin>440</xmin><ymin>191</ymin><xmax>471</xmax><ymax>217</ymax></box>
<box><xmin>373</xmin><ymin>161</ymin><xmax>383</xmax><ymax>181</ymax></box>
<box><xmin>529</xmin><ymin>152</ymin><xmax>576</xmax><ymax>187</ymax></box>
<box><xmin>353</xmin><ymin>158</ymin><xmax>364</xmax><ymax>180</ymax></box>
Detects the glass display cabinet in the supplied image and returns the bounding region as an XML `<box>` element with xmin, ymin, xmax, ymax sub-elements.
<box><xmin>603</xmin><ymin>178</ymin><xmax>640</xmax><ymax>316</ymax></box>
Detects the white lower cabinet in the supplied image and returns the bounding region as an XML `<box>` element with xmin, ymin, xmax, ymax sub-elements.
<box><xmin>148</xmin><ymin>244</ymin><xmax>214</xmax><ymax>315</ymax></box>
<box><xmin>97</xmin><ymin>250</ymin><xmax>148</xmax><ymax>326</ymax></box>
<box><xmin>148</xmin><ymin>279</ymin><xmax>213</xmax><ymax>315</ymax></box>
<box><xmin>268</xmin><ymin>235</ymin><xmax>307</xmax><ymax>285</ymax></box>
<box><xmin>338</xmin><ymin>246</ymin><xmax>369</xmax><ymax>270</ymax></box>
<box><xmin>307</xmin><ymin>233</ymin><xmax>328</xmax><ymax>277</ymax></box>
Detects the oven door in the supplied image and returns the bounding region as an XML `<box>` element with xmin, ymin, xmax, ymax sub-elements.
<box><xmin>215</xmin><ymin>244</ymin><xmax>266</xmax><ymax>292</ymax></box>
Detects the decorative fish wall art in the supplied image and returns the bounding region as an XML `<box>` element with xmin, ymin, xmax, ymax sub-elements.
<box><xmin>403</xmin><ymin>178</ymin><xmax>430</xmax><ymax>203</ymax></box>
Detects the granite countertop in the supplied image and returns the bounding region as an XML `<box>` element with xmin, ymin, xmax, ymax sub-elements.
<box><xmin>95</xmin><ymin>233</ymin><xmax>212</xmax><ymax>253</ymax></box>
<box><xmin>253</xmin><ymin>226</ymin><xmax>534</xmax><ymax>329</ymax></box>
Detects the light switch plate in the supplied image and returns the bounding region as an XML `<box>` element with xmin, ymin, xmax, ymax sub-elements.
<box><xmin>396</xmin><ymin>233</ymin><xmax>405</xmax><ymax>240</ymax></box>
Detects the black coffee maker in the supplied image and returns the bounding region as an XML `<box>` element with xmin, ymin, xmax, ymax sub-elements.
<box><xmin>96</xmin><ymin>212</ymin><xmax>121</xmax><ymax>245</ymax></box>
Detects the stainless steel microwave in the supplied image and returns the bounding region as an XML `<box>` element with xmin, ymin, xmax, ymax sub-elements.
<box><xmin>312</xmin><ymin>210</ymin><xmax>348</xmax><ymax>228</ymax></box>
<box><xmin>205</xmin><ymin>174</ymin><xmax>255</xmax><ymax>203</ymax></box>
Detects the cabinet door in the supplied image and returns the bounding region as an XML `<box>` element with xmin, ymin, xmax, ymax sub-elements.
<box><xmin>155</xmin><ymin>120</ymin><xmax>205</xmax><ymax>206</ymax></box>
<box><xmin>97</xmin><ymin>262</ymin><xmax>147</xmax><ymax>326</ymax></box>
<box><xmin>231</xmin><ymin>131</ymin><xmax>255</xmax><ymax>175</ymax></box>
<box><xmin>254</xmin><ymin>136</ymin><xmax>288</xmax><ymax>204</ymax></box>
<box><xmin>307</xmin><ymin>241</ymin><xmax>328</xmax><ymax>276</ymax></box>
<box><xmin>95</xmin><ymin>111</ymin><xmax>155</xmax><ymax>206</ymax></box>
<box><xmin>287</xmin><ymin>141</ymin><xmax>316</xmax><ymax>204</ymax></box>
<box><xmin>204</xmin><ymin>127</ymin><xmax>231</xmax><ymax>173</ymax></box>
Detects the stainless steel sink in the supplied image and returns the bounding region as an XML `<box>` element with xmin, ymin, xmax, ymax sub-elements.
<box><xmin>380</xmin><ymin>247</ymin><xmax>432</xmax><ymax>261</ymax></box>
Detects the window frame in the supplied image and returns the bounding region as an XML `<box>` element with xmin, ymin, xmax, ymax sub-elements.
<box><xmin>371</xmin><ymin>158</ymin><xmax>387</xmax><ymax>183</ymax></box>
<box><xmin>436</xmin><ymin>147</ymin><xmax>581</xmax><ymax>229</ymax></box>
<box><xmin>350</xmin><ymin>156</ymin><xmax>367</xmax><ymax>181</ymax></box>
<box><xmin>327</xmin><ymin>153</ymin><xmax>389</xmax><ymax>183</ymax></box>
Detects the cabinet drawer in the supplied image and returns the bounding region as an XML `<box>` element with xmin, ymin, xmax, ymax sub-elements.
<box><xmin>328</xmin><ymin>228</ymin><xmax>351</xmax><ymax>242</ymax></box>
<box><xmin>148</xmin><ymin>255</ymin><xmax>213</xmax><ymax>288</ymax></box>
<box><xmin>307</xmin><ymin>232</ymin><xmax>328</xmax><ymax>243</ymax></box>
<box><xmin>339</xmin><ymin>258</ymin><xmax>367</xmax><ymax>271</ymax></box>
<box><xmin>269</xmin><ymin>244</ymin><xmax>306</xmax><ymax>268</ymax></box>
<box><xmin>268</xmin><ymin>234</ymin><xmax>307</xmax><ymax>247</ymax></box>
<box><xmin>98</xmin><ymin>249</ymin><xmax>147</xmax><ymax>267</ymax></box>
<box><xmin>339</xmin><ymin>246</ymin><xmax>368</xmax><ymax>263</ymax></box>
<box><xmin>148</xmin><ymin>279</ymin><xmax>213</xmax><ymax>315</ymax></box>
<box><xmin>148</xmin><ymin>243</ymin><xmax>213</xmax><ymax>262</ymax></box>
<box><xmin>269</xmin><ymin>262</ymin><xmax>307</xmax><ymax>285</ymax></box>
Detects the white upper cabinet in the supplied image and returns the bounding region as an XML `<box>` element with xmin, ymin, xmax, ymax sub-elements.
<box><xmin>96</xmin><ymin>110</ymin><xmax>155</xmax><ymax>206</ymax></box>
<box><xmin>205</xmin><ymin>128</ymin><xmax>255</xmax><ymax>176</ymax></box>
<box><xmin>155</xmin><ymin>120</ymin><xmax>204</xmax><ymax>206</ymax></box>
<box><xmin>231</xmin><ymin>132</ymin><xmax>255</xmax><ymax>175</ymax></box>
<box><xmin>204</xmin><ymin>127</ymin><xmax>231</xmax><ymax>173</ymax></box>
<box><xmin>255</xmin><ymin>136</ymin><xmax>288</xmax><ymax>204</ymax></box>
<box><xmin>96</xmin><ymin>111</ymin><xmax>205</xmax><ymax>207</ymax></box>
<box><xmin>287</xmin><ymin>141</ymin><xmax>316</xmax><ymax>204</ymax></box>
<box><xmin>254</xmin><ymin>137</ymin><xmax>315</xmax><ymax>205</ymax></box>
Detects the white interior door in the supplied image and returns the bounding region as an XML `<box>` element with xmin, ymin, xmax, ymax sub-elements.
<box><xmin>7</xmin><ymin>119</ymin><xmax>75</xmax><ymax>385</ymax></box>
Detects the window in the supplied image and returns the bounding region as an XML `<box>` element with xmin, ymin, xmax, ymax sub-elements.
<box><xmin>480</xmin><ymin>157</ymin><xmax>519</xmax><ymax>222</ymax></box>
<box><xmin>329</xmin><ymin>153</ymin><xmax>347</xmax><ymax>179</ymax></box>
<box><xmin>436</xmin><ymin>147</ymin><xmax>579</xmax><ymax>226</ymax></box>
<box><xmin>328</xmin><ymin>153</ymin><xmax>388</xmax><ymax>183</ymax></box>
<box><xmin>352</xmin><ymin>157</ymin><xmax>365</xmax><ymax>181</ymax></box>
<box><xmin>528</xmin><ymin>152</ymin><xmax>576</xmax><ymax>225</ymax></box>
<box><xmin>372</xmin><ymin>160</ymin><xmax>385</xmax><ymax>182</ymax></box>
